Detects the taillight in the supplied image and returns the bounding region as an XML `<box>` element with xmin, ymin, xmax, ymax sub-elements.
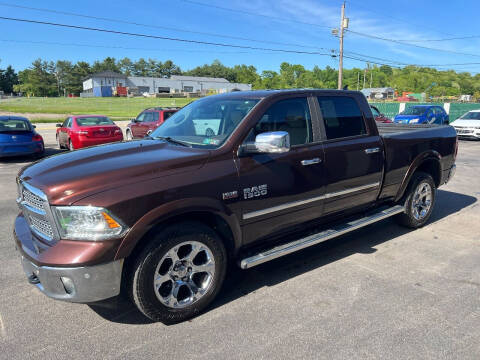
<box><xmin>114</xmin><ymin>128</ymin><xmax>122</xmax><ymax>134</ymax></box>
<box><xmin>74</xmin><ymin>130</ymin><xmax>89</xmax><ymax>135</ymax></box>
<box><xmin>32</xmin><ymin>134</ymin><xmax>43</xmax><ymax>142</ymax></box>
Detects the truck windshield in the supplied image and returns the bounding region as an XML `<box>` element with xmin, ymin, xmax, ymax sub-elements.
<box><xmin>150</xmin><ymin>97</ymin><xmax>260</xmax><ymax>148</ymax></box>
<box><xmin>400</xmin><ymin>107</ymin><xmax>427</xmax><ymax>116</ymax></box>
<box><xmin>459</xmin><ymin>111</ymin><xmax>480</xmax><ymax>120</ymax></box>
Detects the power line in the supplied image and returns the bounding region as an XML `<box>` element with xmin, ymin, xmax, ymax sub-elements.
<box><xmin>0</xmin><ymin>2</ymin><xmax>330</xmax><ymax>51</ymax></box>
<box><xmin>178</xmin><ymin>0</ymin><xmax>333</xmax><ymax>29</ymax></box>
<box><xmin>0</xmin><ymin>39</ymin><xmax>282</xmax><ymax>55</ymax></box>
<box><xmin>346</xmin><ymin>0</ymin><xmax>456</xmax><ymax>37</ymax></box>
<box><xmin>0</xmin><ymin>16</ymin><xmax>336</xmax><ymax>56</ymax></box>
<box><xmin>346</xmin><ymin>29</ymin><xmax>480</xmax><ymax>58</ymax></box>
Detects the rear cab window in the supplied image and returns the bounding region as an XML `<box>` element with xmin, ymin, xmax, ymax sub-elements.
<box><xmin>317</xmin><ymin>96</ymin><xmax>366</xmax><ymax>140</ymax></box>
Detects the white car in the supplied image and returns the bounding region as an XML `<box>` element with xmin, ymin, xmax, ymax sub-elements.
<box><xmin>452</xmin><ymin>110</ymin><xmax>480</xmax><ymax>139</ymax></box>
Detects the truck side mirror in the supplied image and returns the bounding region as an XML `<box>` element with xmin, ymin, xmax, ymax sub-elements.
<box><xmin>241</xmin><ymin>131</ymin><xmax>291</xmax><ymax>155</ymax></box>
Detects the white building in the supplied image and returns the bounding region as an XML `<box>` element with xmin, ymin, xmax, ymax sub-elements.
<box><xmin>82</xmin><ymin>72</ymin><xmax>251</xmax><ymax>97</ymax></box>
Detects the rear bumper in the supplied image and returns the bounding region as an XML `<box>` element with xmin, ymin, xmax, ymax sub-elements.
<box><xmin>75</xmin><ymin>136</ymin><xmax>123</xmax><ymax>148</ymax></box>
<box><xmin>0</xmin><ymin>142</ymin><xmax>44</xmax><ymax>157</ymax></box>
<box><xmin>21</xmin><ymin>256</ymin><xmax>123</xmax><ymax>303</ymax></box>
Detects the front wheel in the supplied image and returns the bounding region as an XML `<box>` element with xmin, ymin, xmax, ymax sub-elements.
<box><xmin>395</xmin><ymin>171</ymin><xmax>436</xmax><ymax>228</ymax></box>
<box><xmin>129</xmin><ymin>222</ymin><xmax>227</xmax><ymax>323</ymax></box>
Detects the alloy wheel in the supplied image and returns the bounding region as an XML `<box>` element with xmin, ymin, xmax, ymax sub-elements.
<box><xmin>411</xmin><ymin>182</ymin><xmax>432</xmax><ymax>220</ymax></box>
<box><xmin>153</xmin><ymin>241</ymin><xmax>215</xmax><ymax>308</ymax></box>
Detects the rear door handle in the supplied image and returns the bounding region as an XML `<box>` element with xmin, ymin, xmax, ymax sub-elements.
<box><xmin>365</xmin><ymin>147</ymin><xmax>380</xmax><ymax>154</ymax></box>
<box><xmin>301</xmin><ymin>158</ymin><xmax>321</xmax><ymax>166</ymax></box>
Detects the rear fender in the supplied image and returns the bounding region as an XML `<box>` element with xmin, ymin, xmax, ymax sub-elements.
<box><xmin>114</xmin><ymin>197</ymin><xmax>241</xmax><ymax>260</ymax></box>
<box><xmin>394</xmin><ymin>150</ymin><xmax>441</xmax><ymax>202</ymax></box>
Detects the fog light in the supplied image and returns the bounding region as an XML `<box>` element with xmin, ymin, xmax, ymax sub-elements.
<box><xmin>60</xmin><ymin>276</ymin><xmax>75</xmax><ymax>294</ymax></box>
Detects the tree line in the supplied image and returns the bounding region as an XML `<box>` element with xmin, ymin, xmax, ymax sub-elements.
<box><xmin>2</xmin><ymin>57</ymin><xmax>480</xmax><ymax>98</ymax></box>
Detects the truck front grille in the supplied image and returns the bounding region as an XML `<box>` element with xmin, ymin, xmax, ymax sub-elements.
<box><xmin>19</xmin><ymin>183</ymin><xmax>57</xmax><ymax>243</ymax></box>
<box><xmin>22</xmin><ymin>188</ymin><xmax>45</xmax><ymax>211</ymax></box>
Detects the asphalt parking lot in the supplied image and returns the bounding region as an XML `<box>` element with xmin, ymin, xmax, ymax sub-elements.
<box><xmin>0</xmin><ymin>130</ymin><xmax>479</xmax><ymax>360</ymax></box>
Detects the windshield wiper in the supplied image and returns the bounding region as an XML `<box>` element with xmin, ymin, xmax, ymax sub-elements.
<box><xmin>153</xmin><ymin>136</ymin><xmax>192</xmax><ymax>147</ymax></box>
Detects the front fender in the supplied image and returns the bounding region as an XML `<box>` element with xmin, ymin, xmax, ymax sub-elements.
<box><xmin>114</xmin><ymin>197</ymin><xmax>242</xmax><ymax>260</ymax></box>
<box><xmin>394</xmin><ymin>150</ymin><xmax>441</xmax><ymax>201</ymax></box>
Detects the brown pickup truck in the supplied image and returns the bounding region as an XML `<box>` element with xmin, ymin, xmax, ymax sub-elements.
<box><xmin>14</xmin><ymin>89</ymin><xmax>457</xmax><ymax>323</ymax></box>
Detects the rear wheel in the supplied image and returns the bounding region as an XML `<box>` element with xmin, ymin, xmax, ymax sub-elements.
<box><xmin>126</xmin><ymin>129</ymin><xmax>133</xmax><ymax>141</ymax></box>
<box><xmin>395</xmin><ymin>171</ymin><xmax>436</xmax><ymax>228</ymax></box>
<box><xmin>56</xmin><ymin>135</ymin><xmax>63</xmax><ymax>149</ymax></box>
<box><xmin>129</xmin><ymin>222</ymin><xmax>227</xmax><ymax>324</ymax></box>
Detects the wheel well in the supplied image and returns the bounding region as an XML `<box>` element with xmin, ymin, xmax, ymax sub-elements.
<box><xmin>127</xmin><ymin>211</ymin><xmax>236</xmax><ymax>263</ymax></box>
<box><xmin>416</xmin><ymin>159</ymin><xmax>441</xmax><ymax>187</ymax></box>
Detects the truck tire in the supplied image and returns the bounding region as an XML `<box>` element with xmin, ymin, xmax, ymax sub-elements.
<box><xmin>129</xmin><ymin>222</ymin><xmax>227</xmax><ymax>323</ymax></box>
<box><xmin>395</xmin><ymin>171</ymin><xmax>436</xmax><ymax>228</ymax></box>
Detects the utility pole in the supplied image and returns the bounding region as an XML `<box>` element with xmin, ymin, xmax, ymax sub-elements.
<box><xmin>357</xmin><ymin>72</ymin><xmax>360</xmax><ymax>91</ymax></box>
<box><xmin>370</xmin><ymin>71</ymin><xmax>373</xmax><ymax>88</ymax></box>
<box><xmin>363</xmin><ymin>67</ymin><xmax>367</xmax><ymax>89</ymax></box>
<box><xmin>337</xmin><ymin>2</ymin><xmax>347</xmax><ymax>89</ymax></box>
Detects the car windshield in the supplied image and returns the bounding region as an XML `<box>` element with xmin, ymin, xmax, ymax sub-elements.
<box><xmin>150</xmin><ymin>97</ymin><xmax>260</xmax><ymax>148</ymax></box>
<box><xmin>76</xmin><ymin>117</ymin><xmax>114</xmax><ymax>126</ymax></box>
<box><xmin>459</xmin><ymin>111</ymin><xmax>480</xmax><ymax>120</ymax></box>
<box><xmin>400</xmin><ymin>107</ymin><xmax>427</xmax><ymax>116</ymax></box>
<box><xmin>0</xmin><ymin>118</ymin><xmax>31</xmax><ymax>132</ymax></box>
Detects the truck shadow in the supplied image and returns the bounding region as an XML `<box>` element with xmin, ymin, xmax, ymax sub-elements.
<box><xmin>88</xmin><ymin>189</ymin><xmax>476</xmax><ymax>325</ymax></box>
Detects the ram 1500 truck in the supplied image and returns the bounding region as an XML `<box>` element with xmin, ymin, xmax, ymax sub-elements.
<box><xmin>14</xmin><ymin>89</ymin><xmax>457</xmax><ymax>323</ymax></box>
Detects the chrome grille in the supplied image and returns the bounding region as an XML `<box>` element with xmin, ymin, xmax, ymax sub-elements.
<box><xmin>29</xmin><ymin>216</ymin><xmax>54</xmax><ymax>239</ymax></box>
<box><xmin>19</xmin><ymin>182</ymin><xmax>57</xmax><ymax>242</ymax></box>
<box><xmin>22</xmin><ymin>188</ymin><xmax>45</xmax><ymax>211</ymax></box>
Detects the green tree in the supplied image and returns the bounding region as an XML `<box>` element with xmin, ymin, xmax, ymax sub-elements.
<box><xmin>0</xmin><ymin>65</ymin><xmax>18</xmax><ymax>94</ymax></box>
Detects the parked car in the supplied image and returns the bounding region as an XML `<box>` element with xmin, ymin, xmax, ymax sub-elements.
<box><xmin>126</xmin><ymin>107</ymin><xmax>179</xmax><ymax>140</ymax></box>
<box><xmin>394</xmin><ymin>105</ymin><xmax>449</xmax><ymax>125</ymax></box>
<box><xmin>0</xmin><ymin>116</ymin><xmax>44</xmax><ymax>158</ymax></box>
<box><xmin>451</xmin><ymin>110</ymin><xmax>480</xmax><ymax>139</ymax></box>
<box><xmin>370</xmin><ymin>105</ymin><xmax>392</xmax><ymax>123</ymax></box>
<box><xmin>14</xmin><ymin>90</ymin><xmax>457</xmax><ymax>324</ymax></box>
<box><xmin>56</xmin><ymin>115</ymin><xmax>123</xmax><ymax>150</ymax></box>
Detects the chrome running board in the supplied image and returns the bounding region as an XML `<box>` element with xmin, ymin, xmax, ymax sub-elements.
<box><xmin>239</xmin><ymin>205</ymin><xmax>405</xmax><ymax>269</ymax></box>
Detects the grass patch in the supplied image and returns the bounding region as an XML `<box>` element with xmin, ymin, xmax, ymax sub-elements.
<box><xmin>30</xmin><ymin>117</ymin><xmax>131</xmax><ymax>123</ymax></box>
<box><xmin>0</xmin><ymin>97</ymin><xmax>196</xmax><ymax>117</ymax></box>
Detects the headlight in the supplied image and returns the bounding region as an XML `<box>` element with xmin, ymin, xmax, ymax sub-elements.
<box><xmin>409</xmin><ymin>118</ymin><xmax>420</xmax><ymax>124</ymax></box>
<box><xmin>52</xmin><ymin>206</ymin><xmax>127</xmax><ymax>241</ymax></box>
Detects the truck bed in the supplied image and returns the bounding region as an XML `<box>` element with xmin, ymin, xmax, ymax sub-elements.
<box><xmin>376</xmin><ymin>123</ymin><xmax>450</xmax><ymax>136</ymax></box>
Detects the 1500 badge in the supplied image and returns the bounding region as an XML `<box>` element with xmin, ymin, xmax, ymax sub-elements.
<box><xmin>243</xmin><ymin>184</ymin><xmax>268</xmax><ymax>199</ymax></box>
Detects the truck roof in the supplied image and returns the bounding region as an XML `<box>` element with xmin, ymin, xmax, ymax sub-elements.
<box><xmin>212</xmin><ymin>88</ymin><xmax>363</xmax><ymax>100</ymax></box>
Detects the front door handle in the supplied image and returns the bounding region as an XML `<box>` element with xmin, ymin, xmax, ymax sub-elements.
<box><xmin>301</xmin><ymin>158</ymin><xmax>321</xmax><ymax>166</ymax></box>
<box><xmin>365</xmin><ymin>147</ymin><xmax>380</xmax><ymax>154</ymax></box>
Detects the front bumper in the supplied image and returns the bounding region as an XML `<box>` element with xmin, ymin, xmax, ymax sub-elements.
<box><xmin>21</xmin><ymin>256</ymin><xmax>123</xmax><ymax>303</ymax></box>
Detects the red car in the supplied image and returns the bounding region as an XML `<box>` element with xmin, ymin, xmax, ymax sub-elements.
<box><xmin>56</xmin><ymin>115</ymin><xmax>123</xmax><ymax>151</ymax></box>
<box><xmin>126</xmin><ymin>107</ymin><xmax>179</xmax><ymax>140</ymax></box>
<box><xmin>370</xmin><ymin>105</ymin><xmax>392</xmax><ymax>123</ymax></box>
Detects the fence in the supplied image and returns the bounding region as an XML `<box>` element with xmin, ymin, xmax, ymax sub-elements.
<box><xmin>370</xmin><ymin>102</ymin><xmax>480</xmax><ymax>122</ymax></box>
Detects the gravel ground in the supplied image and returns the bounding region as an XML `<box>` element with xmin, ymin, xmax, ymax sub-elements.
<box><xmin>0</xmin><ymin>133</ymin><xmax>479</xmax><ymax>360</ymax></box>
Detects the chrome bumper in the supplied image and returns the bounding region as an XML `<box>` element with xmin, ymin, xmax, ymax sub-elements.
<box><xmin>21</xmin><ymin>257</ymin><xmax>123</xmax><ymax>303</ymax></box>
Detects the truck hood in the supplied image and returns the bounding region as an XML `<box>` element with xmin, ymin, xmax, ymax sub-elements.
<box><xmin>19</xmin><ymin>140</ymin><xmax>210</xmax><ymax>205</ymax></box>
<box><xmin>451</xmin><ymin>119</ymin><xmax>480</xmax><ymax>128</ymax></box>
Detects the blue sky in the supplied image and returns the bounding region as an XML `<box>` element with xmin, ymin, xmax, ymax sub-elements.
<box><xmin>1</xmin><ymin>0</ymin><xmax>480</xmax><ymax>74</ymax></box>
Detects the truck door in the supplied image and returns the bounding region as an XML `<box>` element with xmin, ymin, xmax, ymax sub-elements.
<box><xmin>314</xmin><ymin>95</ymin><xmax>384</xmax><ymax>216</ymax></box>
<box><xmin>237</xmin><ymin>95</ymin><xmax>326</xmax><ymax>245</ymax></box>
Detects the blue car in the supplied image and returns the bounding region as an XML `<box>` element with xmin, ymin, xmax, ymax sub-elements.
<box><xmin>394</xmin><ymin>105</ymin><xmax>449</xmax><ymax>125</ymax></box>
<box><xmin>0</xmin><ymin>116</ymin><xmax>44</xmax><ymax>158</ymax></box>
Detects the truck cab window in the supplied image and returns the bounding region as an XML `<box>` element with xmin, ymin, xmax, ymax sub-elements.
<box><xmin>318</xmin><ymin>96</ymin><xmax>366</xmax><ymax>140</ymax></box>
<box><xmin>250</xmin><ymin>98</ymin><xmax>312</xmax><ymax>146</ymax></box>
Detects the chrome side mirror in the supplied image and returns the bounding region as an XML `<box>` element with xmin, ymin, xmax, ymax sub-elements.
<box><xmin>241</xmin><ymin>131</ymin><xmax>291</xmax><ymax>154</ymax></box>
